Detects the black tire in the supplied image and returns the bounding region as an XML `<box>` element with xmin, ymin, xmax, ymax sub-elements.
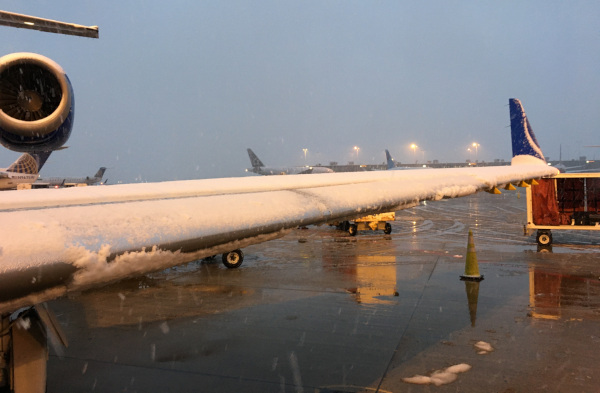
<box><xmin>342</xmin><ymin>221</ymin><xmax>350</xmax><ymax>232</ymax></box>
<box><xmin>222</xmin><ymin>249</ymin><xmax>244</xmax><ymax>268</ymax></box>
<box><xmin>348</xmin><ymin>224</ymin><xmax>358</xmax><ymax>236</ymax></box>
<box><xmin>536</xmin><ymin>230</ymin><xmax>552</xmax><ymax>246</ymax></box>
<box><xmin>384</xmin><ymin>222</ymin><xmax>392</xmax><ymax>234</ymax></box>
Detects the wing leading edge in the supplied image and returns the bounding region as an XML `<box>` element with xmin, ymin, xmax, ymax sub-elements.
<box><xmin>0</xmin><ymin>10</ymin><xmax>98</xmax><ymax>38</ymax></box>
<box><xmin>0</xmin><ymin>99</ymin><xmax>558</xmax><ymax>313</ymax></box>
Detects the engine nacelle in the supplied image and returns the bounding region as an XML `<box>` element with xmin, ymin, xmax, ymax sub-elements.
<box><xmin>0</xmin><ymin>52</ymin><xmax>73</xmax><ymax>152</ymax></box>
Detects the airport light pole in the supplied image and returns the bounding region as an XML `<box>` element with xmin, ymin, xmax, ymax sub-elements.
<box><xmin>303</xmin><ymin>148</ymin><xmax>308</xmax><ymax>162</ymax></box>
<box><xmin>354</xmin><ymin>146</ymin><xmax>360</xmax><ymax>158</ymax></box>
<box><xmin>472</xmin><ymin>142</ymin><xmax>479</xmax><ymax>162</ymax></box>
<box><xmin>411</xmin><ymin>143</ymin><xmax>418</xmax><ymax>163</ymax></box>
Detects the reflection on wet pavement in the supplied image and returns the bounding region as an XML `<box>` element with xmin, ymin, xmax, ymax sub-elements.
<box><xmin>529</xmin><ymin>267</ymin><xmax>600</xmax><ymax>321</ymax></box>
<box><xmin>46</xmin><ymin>193</ymin><xmax>600</xmax><ymax>392</ymax></box>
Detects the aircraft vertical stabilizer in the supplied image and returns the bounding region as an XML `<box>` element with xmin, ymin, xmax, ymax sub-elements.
<box><xmin>385</xmin><ymin>149</ymin><xmax>395</xmax><ymax>170</ymax></box>
<box><xmin>509</xmin><ymin>98</ymin><xmax>546</xmax><ymax>165</ymax></box>
<box><xmin>94</xmin><ymin>167</ymin><xmax>107</xmax><ymax>179</ymax></box>
<box><xmin>6</xmin><ymin>153</ymin><xmax>38</xmax><ymax>174</ymax></box>
<box><xmin>32</xmin><ymin>151</ymin><xmax>52</xmax><ymax>172</ymax></box>
<box><xmin>247</xmin><ymin>149</ymin><xmax>264</xmax><ymax>168</ymax></box>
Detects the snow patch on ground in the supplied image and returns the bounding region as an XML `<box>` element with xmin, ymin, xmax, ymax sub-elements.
<box><xmin>402</xmin><ymin>363</ymin><xmax>472</xmax><ymax>386</ymax></box>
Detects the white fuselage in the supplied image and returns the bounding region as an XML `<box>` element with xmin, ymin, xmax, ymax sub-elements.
<box><xmin>35</xmin><ymin>176</ymin><xmax>101</xmax><ymax>187</ymax></box>
<box><xmin>248</xmin><ymin>166</ymin><xmax>333</xmax><ymax>175</ymax></box>
<box><xmin>0</xmin><ymin>170</ymin><xmax>38</xmax><ymax>190</ymax></box>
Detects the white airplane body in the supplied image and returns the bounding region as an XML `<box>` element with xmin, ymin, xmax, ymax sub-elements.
<box><xmin>0</xmin><ymin>172</ymin><xmax>36</xmax><ymax>189</ymax></box>
<box><xmin>0</xmin><ymin>166</ymin><xmax>37</xmax><ymax>190</ymax></box>
<box><xmin>246</xmin><ymin>148</ymin><xmax>334</xmax><ymax>175</ymax></box>
<box><xmin>35</xmin><ymin>166</ymin><xmax>106</xmax><ymax>187</ymax></box>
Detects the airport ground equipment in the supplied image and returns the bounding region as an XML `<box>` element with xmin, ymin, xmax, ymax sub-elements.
<box><xmin>337</xmin><ymin>212</ymin><xmax>395</xmax><ymax>236</ymax></box>
<box><xmin>525</xmin><ymin>173</ymin><xmax>600</xmax><ymax>246</ymax></box>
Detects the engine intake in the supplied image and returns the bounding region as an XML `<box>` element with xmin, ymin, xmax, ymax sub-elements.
<box><xmin>0</xmin><ymin>52</ymin><xmax>73</xmax><ymax>152</ymax></box>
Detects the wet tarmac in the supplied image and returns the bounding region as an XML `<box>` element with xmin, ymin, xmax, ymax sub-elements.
<box><xmin>46</xmin><ymin>192</ymin><xmax>600</xmax><ymax>392</ymax></box>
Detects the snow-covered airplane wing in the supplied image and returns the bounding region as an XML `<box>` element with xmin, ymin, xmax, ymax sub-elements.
<box><xmin>0</xmin><ymin>98</ymin><xmax>557</xmax><ymax>313</ymax></box>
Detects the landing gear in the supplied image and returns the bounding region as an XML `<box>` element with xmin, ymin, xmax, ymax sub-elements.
<box><xmin>536</xmin><ymin>229</ymin><xmax>553</xmax><ymax>246</ymax></box>
<box><xmin>341</xmin><ymin>221</ymin><xmax>350</xmax><ymax>232</ymax></box>
<box><xmin>222</xmin><ymin>249</ymin><xmax>244</xmax><ymax>268</ymax></box>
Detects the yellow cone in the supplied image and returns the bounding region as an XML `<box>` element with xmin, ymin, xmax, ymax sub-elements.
<box><xmin>461</xmin><ymin>230</ymin><xmax>484</xmax><ymax>281</ymax></box>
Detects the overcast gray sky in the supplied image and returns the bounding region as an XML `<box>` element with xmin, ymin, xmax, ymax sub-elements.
<box><xmin>1</xmin><ymin>1</ymin><xmax>599</xmax><ymax>183</ymax></box>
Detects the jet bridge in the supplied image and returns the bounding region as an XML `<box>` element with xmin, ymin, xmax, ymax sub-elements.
<box><xmin>525</xmin><ymin>173</ymin><xmax>600</xmax><ymax>246</ymax></box>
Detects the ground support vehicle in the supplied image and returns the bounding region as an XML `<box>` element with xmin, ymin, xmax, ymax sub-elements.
<box><xmin>525</xmin><ymin>173</ymin><xmax>600</xmax><ymax>246</ymax></box>
<box><xmin>335</xmin><ymin>212</ymin><xmax>395</xmax><ymax>236</ymax></box>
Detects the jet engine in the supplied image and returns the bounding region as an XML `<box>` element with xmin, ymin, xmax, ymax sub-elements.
<box><xmin>0</xmin><ymin>52</ymin><xmax>73</xmax><ymax>152</ymax></box>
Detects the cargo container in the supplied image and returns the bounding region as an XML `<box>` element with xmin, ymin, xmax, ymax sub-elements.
<box><xmin>525</xmin><ymin>173</ymin><xmax>600</xmax><ymax>245</ymax></box>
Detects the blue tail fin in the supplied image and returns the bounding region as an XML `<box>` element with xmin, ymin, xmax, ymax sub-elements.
<box><xmin>385</xmin><ymin>149</ymin><xmax>395</xmax><ymax>170</ymax></box>
<box><xmin>31</xmin><ymin>151</ymin><xmax>52</xmax><ymax>171</ymax></box>
<box><xmin>509</xmin><ymin>98</ymin><xmax>546</xmax><ymax>164</ymax></box>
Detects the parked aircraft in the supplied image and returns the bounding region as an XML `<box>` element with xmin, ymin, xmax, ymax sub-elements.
<box><xmin>385</xmin><ymin>149</ymin><xmax>396</xmax><ymax>169</ymax></box>
<box><xmin>385</xmin><ymin>149</ymin><xmax>429</xmax><ymax>170</ymax></box>
<box><xmin>35</xmin><ymin>167</ymin><xmax>107</xmax><ymax>188</ymax></box>
<box><xmin>0</xmin><ymin>51</ymin><xmax>557</xmax><ymax>392</ymax></box>
<box><xmin>246</xmin><ymin>148</ymin><xmax>334</xmax><ymax>175</ymax></box>
<box><xmin>0</xmin><ymin>151</ymin><xmax>52</xmax><ymax>190</ymax></box>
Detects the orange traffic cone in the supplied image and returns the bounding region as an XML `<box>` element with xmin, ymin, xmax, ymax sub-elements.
<box><xmin>460</xmin><ymin>230</ymin><xmax>484</xmax><ymax>281</ymax></box>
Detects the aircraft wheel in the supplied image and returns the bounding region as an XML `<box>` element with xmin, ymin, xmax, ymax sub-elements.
<box><xmin>384</xmin><ymin>223</ymin><xmax>392</xmax><ymax>234</ymax></box>
<box><xmin>342</xmin><ymin>221</ymin><xmax>350</xmax><ymax>232</ymax></box>
<box><xmin>536</xmin><ymin>230</ymin><xmax>552</xmax><ymax>246</ymax></box>
<box><xmin>222</xmin><ymin>249</ymin><xmax>244</xmax><ymax>268</ymax></box>
<box><xmin>348</xmin><ymin>224</ymin><xmax>358</xmax><ymax>236</ymax></box>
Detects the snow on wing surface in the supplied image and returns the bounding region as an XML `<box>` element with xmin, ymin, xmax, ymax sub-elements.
<box><xmin>0</xmin><ymin>164</ymin><xmax>557</xmax><ymax>312</ymax></box>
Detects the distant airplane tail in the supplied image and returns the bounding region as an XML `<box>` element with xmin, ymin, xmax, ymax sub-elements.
<box><xmin>509</xmin><ymin>98</ymin><xmax>546</xmax><ymax>165</ymax></box>
<box><xmin>94</xmin><ymin>167</ymin><xmax>107</xmax><ymax>179</ymax></box>
<box><xmin>385</xmin><ymin>149</ymin><xmax>395</xmax><ymax>170</ymax></box>
<box><xmin>247</xmin><ymin>149</ymin><xmax>265</xmax><ymax>168</ymax></box>
<box><xmin>7</xmin><ymin>153</ymin><xmax>40</xmax><ymax>174</ymax></box>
